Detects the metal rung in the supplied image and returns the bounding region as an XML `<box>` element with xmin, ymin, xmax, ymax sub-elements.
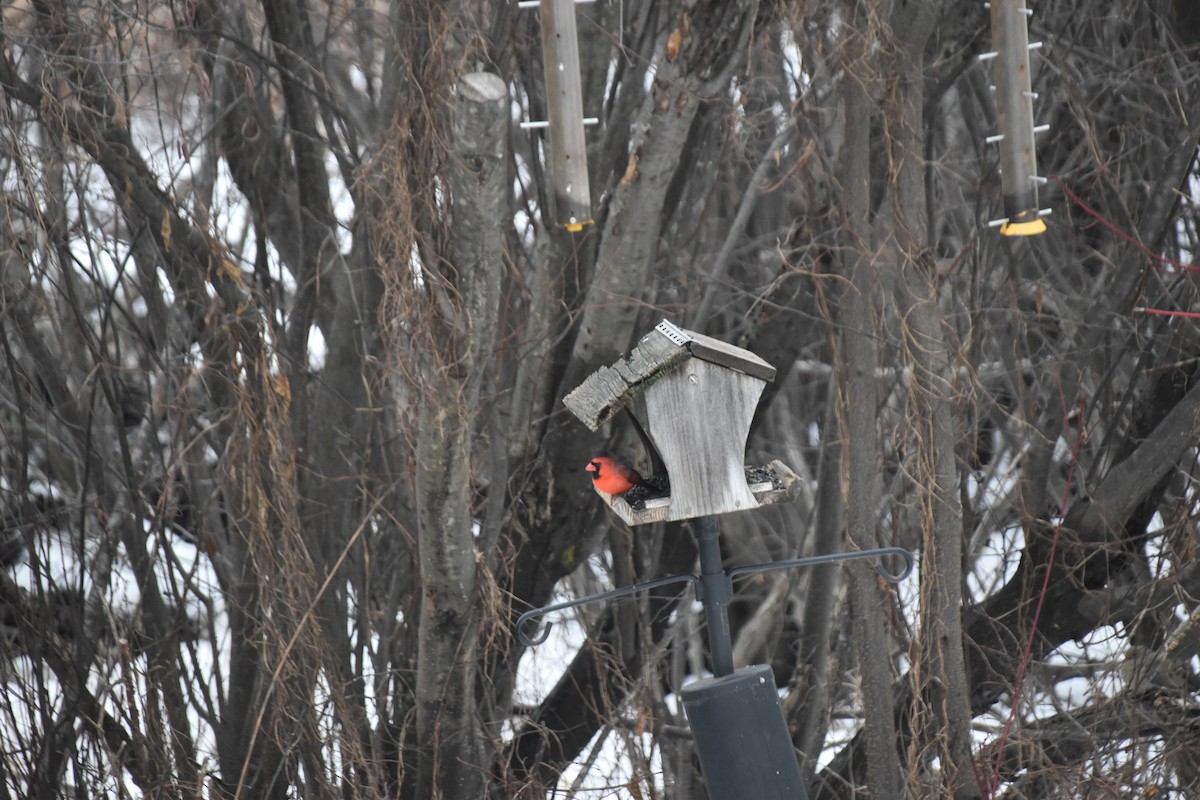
<box><xmin>978</xmin><ymin>51</ymin><xmax>998</xmax><ymax>61</ymax></box>
<box><xmin>1021</xmin><ymin>7</ymin><xmax>1032</xmax><ymax>14</ymax></box>
<box><xmin>517</xmin><ymin>0</ymin><xmax>594</xmax><ymax>6</ymax></box>
<box><xmin>1033</xmin><ymin>124</ymin><xmax>1050</xmax><ymax>133</ymax></box>
<box><xmin>988</xmin><ymin>208</ymin><xmax>1052</xmax><ymax>229</ymax></box>
<box><xmin>986</xmin><ymin>134</ymin><xmax>1005</xmax><ymax>143</ymax></box>
<box><xmin>520</xmin><ymin>117</ymin><xmax>600</xmax><ymax>129</ymax></box>
<box><xmin>1028</xmin><ymin>41</ymin><xmax>1044</xmax><ymax>51</ymax></box>
<box><xmin>1030</xmin><ymin>175</ymin><xmax>1048</xmax><ymax>184</ymax></box>
<box><xmin>1024</xmin><ymin>91</ymin><xmax>1039</xmax><ymax>99</ymax></box>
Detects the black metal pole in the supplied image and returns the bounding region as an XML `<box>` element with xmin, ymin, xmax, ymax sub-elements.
<box><xmin>683</xmin><ymin>520</ymin><xmax>808</xmax><ymax>800</ymax></box>
<box><xmin>694</xmin><ymin>515</ymin><xmax>735</xmax><ymax>677</ymax></box>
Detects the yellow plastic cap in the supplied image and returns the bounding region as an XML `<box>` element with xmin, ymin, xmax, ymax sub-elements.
<box><xmin>1000</xmin><ymin>218</ymin><xmax>1047</xmax><ymax>237</ymax></box>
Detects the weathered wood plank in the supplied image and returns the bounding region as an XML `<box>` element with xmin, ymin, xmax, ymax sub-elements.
<box><xmin>643</xmin><ymin>359</ymin><xmax>763</xmax><ymax>518</ymax></box>
<box><xmin>685</xmin><ymin>330</ymin><xmax>777</xmax><ymax>382</ymax></box>
<box><xmin>562</xmin><ymin>328</ymin><xmax>688</xmax><ymax>430</ymax></box>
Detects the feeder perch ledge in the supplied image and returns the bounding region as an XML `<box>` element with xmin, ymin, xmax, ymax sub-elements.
<box><xmin>563</xmin><ymin>320</ymin><xmax>802</xmax><ymax>524</ymax></box>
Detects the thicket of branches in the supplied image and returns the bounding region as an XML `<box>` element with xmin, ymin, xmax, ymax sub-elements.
<box><xmin>2</xmin><ymin>0</ymin><xmax>1200</xmax><ymax>797</ymax></box>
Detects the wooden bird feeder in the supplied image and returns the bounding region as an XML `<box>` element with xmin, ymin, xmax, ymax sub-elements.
<box><xmin>563</xmin><ymin>320</ymin><xmax>802</xmax><ymax>525</ymax></box>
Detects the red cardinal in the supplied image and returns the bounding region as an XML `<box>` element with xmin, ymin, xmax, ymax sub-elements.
<box><xmin>586</xmin><ymin>457</ymin><xmax>642</xmax><ymax>495</ymax></box>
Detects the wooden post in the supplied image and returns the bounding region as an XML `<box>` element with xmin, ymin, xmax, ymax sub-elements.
<box><xmin>991</xmin><ymin>0</ymin><xmax>1045</xmax><ymax>236</ymax></box>
<box><xmin>539</xmin><ymin>0</ymin><xmax>593</xmax><ymax>231</ymax></box>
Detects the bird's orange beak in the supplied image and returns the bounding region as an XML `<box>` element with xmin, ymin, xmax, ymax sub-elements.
<box><xmin>585</xmin><ymin>462</ymin><xmax>597</xmax><ymax>473</ymax></box>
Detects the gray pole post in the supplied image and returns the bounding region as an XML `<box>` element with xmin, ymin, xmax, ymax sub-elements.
<box><xmin>538</xmin><ymin>0</ymin><xmax>593</xmax><ymax>230</ymax></box>
<box><xmin>989</xmin><ymin>0</ymin><xmax>1046</xmax><ymax>235</ymax></box>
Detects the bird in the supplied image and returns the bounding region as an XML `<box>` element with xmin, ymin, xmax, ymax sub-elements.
<box><xmin>585</xmin><ymin>456</ymin><xmax>643</xmax><ymax>495</ymax></box>
<box><xmin>586</xmin><ymin>456</ymin><xmax>672</xmax><ymax>510</ymax></box>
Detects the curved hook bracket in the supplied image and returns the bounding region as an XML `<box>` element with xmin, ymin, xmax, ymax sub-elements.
<box><xmin>727</xmin><ymin>546</ymin><xmax>915</xmax><ymax>584</ymax></box>
<box><xmin>516</xmin><ymin>546</ymin><xmax>915</xmax><ymax>648</ymax></box>
<box><xmin>515</xmin><ymin>573</ymin><xmax>700</xmax><ymax>648</ymax></box>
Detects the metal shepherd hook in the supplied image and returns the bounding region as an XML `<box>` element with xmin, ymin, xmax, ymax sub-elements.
<box><xmin>516</xmin><ymin>530</ymin><xmax>914</xmax><ymax>657</ymax></box>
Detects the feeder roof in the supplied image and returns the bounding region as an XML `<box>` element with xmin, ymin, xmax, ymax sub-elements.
<box><xmin>563</xmin><ymin>319</ymin><xmax>775</xmax><ymax>431</ymax></box>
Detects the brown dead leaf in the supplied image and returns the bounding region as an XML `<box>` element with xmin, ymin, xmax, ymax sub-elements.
<box><xmin>620</xmin><ymin>152</ymin><xmax>639</xmax><ymax>185</ymax></box>
<box><xmin>666</xmin><ymin>26</ymin><xmax>683</xmax><ymax>61</ymax></box>
<box><xmin>272</xmin><ymin>373</ymin><xmax>291</xmax><ymax>406</ymax></box>
<box><xmin>160</xmin><ymin>210</ymin><xmax>172</xmax><ymax>252</ymax></box>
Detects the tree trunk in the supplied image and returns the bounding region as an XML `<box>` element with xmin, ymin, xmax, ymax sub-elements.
<box><xmin>834</xmin><ymin>12</ymin><xmax>904</xmax><ymax>794</ymax></box>
<box><xmin>887</xmin><ymin>6</ymin><xmax>981</xmax><ymax>797</ymax></box>
<box><xmin>413</xmin><ymin>72</ymin><xmax>507</xmax><ymax>800</ymax></box>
